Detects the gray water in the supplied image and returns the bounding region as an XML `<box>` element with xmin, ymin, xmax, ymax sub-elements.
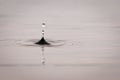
<box><xmin>0</xmin><ymin>0</ymin><xmax>120</xmax><ymax>80</ymax></box>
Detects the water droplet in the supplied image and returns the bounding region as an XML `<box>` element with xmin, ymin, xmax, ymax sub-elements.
<box><xmin>42</xmin><ymin>23</ymin><xmax>46</xmax><ymax>28</ymax></box>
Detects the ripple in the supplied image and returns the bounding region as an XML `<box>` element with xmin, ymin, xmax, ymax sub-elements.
<box><xmin>17</xmin><ymin>39</ymin><xmax>66</xmax><ymax>47</ymax></box>
<box><xmin>0</xmin><ymin>38</ymin><xmax>81</xmax><ymax>47</ymax></box>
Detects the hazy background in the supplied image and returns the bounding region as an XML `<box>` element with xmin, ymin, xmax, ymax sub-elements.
<box><xmin>0</xmin><ymin>0</ymin><xmax>120</xmax><ymax>80</ymax></box>
<box><xmin>0</xmin><ymin>0</ymin><xmax>120</xmax><ymax>25</ymax></box>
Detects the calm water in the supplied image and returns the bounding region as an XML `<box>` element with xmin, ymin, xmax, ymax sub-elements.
<box><xmin>0</xmin><ymin>0</ymin><xmax>120</xmax><ymax>80</ymax></box>
<box><xmin>0</xmin><ymin>24</ymin><xmax>120</xmax><ymax>80</ymax></box>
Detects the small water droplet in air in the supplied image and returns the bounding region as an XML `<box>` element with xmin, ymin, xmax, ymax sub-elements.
<box><xmin>42</xmin><ymin>23</ymin><xmax>46</xmax><ymax>28</ymax></box>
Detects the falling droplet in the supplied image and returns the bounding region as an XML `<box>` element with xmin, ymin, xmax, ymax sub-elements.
<box><xmin>42</xmin><ymin>23</ymin><xmax>45</xmax><ymax>37</ymax></box>
<box><xmin>42</xmin><ymin>23</ymin><xmax>46</xmax><ymax>28</ymax></box>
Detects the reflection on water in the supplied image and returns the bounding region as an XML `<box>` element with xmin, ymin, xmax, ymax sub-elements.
<box><xmin>0</xmin><ymin>22</ymin><xmax>120</xmax><ymax>80</ymax></box>
<box><xmin>41</xmin><ymin>46</ymin><xmax>45</xmax><ymax>65</ymax></box>
<box><xmin>0</xmin><ymin>43</ymin><xmax>46</xmax><ymax>67</ymax></box>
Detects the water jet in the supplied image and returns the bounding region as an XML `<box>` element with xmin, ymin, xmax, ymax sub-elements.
<box><xmin>35</xmin><ymin>23</ymin><xmax>50</xmax><ymax>45</ymax></box>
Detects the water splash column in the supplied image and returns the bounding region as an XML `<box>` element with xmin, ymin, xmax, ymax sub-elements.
<box><xmin>35</xmin><ymin>22</ymin><xmax>50</xmax><ymax>45</ymax></box>
<box><xmin>42</xmin><ymin>23</ymin><xmax>46</xmax><ymax>38</ymax></box>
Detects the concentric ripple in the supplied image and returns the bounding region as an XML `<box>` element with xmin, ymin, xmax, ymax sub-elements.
<box><xmin>0</xmin><ymin>39</ymin><xmax>81</xmax><ymax>47</ymax></box>
<box><xmin>17</xmin><ymin>39</ymin><xmax>66</xmax><ymax>47</ymax></box>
